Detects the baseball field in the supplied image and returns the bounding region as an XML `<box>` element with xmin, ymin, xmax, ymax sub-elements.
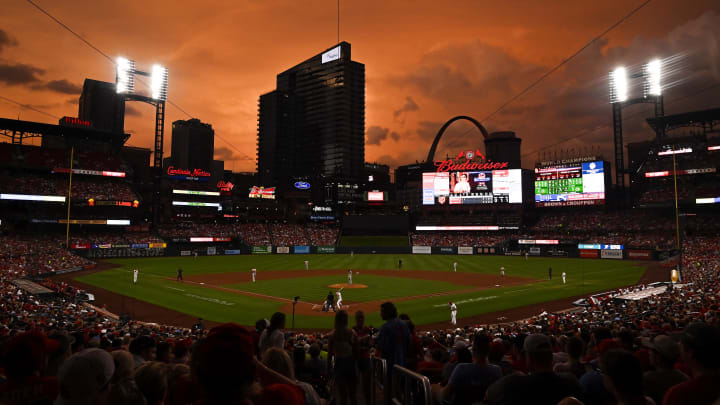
<box><xmin>64</xmin><ymin>254</ymin><xmax>653</xmax><ymax>329</ymax></box>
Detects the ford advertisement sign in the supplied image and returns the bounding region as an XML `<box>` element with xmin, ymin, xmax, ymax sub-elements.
<box><xmin>294</xmin><ymin>182</ymin><xmax>311</xmax><ymax>190</ymax></box>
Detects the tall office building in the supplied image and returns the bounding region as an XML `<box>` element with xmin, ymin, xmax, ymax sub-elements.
<box><xmin>170</xmin><ymin>118</ymin><xmax>215</xmax><ymax>171</ymax></box>
<box><xmin>257</xmin><ymin>42</ymin><xmax>365</xmax><ymax>186</ymax></box>
<box><xmin>78</xmin><ymin>79</ymin><xmax>125</xmax><ymax>134</ymax></box>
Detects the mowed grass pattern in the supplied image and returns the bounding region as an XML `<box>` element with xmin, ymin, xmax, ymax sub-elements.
<box><xmin>228</xmin><ymin>274</ymin><xmax>463</xmax><ymax>303</ymax></box>
<box><xmin>76</xmin><ymin>254</ymin><xmax>645</xmax><ymax>329</ymax></box>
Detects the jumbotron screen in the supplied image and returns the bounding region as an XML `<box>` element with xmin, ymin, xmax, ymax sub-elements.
<box><xmin>422</xmin><ymin>170</ymin><xmax>522</xmax><ymax>205</ymax></box>
<box><xmin>535</xmin><ymin>161</ymin><xmax>605</xmax><ymax>207</ymax></box>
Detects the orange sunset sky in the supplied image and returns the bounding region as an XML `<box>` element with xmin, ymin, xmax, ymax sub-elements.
<box><xmin>1</xmin><ymin>0</ymin><xmax>719</xmax><ymax>174</ymax></box>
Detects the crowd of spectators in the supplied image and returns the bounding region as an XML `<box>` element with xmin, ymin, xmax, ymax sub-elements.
<box><xmin>271</xmin><ymin>224</ymin><xmax>309</xmax><ymax>246</ymax></box>
<box><xmin>0</xmin><ymin>235</ymin><xmax>94</xmax><ymax>277</ymax></box>
<box><xmin>0</xmin><ymin>173</ymin><xmax>138</xmax><ymax>201</ymax></box>
<box><xmin>411</xmin><ymin>232</ymin><xmax>508</xmax><ymax>247</ymax></box>
<box><xmin>305</xmin><ymin>224</ymin><xmax>339</xmax><ymax>246</ymax></box>
<box><xmin>1</xmin><ymin>232</ymin><xmax>719</xmax><ymax>404</ymax></box>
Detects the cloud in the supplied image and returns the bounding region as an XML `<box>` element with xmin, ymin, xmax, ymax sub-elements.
<box><xmin>42</xmin><ymin>79</ymin><xmax>82</xmax><ymax>95</ymax></box>
<box><xmin>366</xmin><ymin>125</ymin><xmax>399</xmax><ymax>146</ymax></box>
<box><xmin>214</xmin><ymin>146</ymin><xmax>241</xmax><ymax>161</ymax></box>
<box><xmin>125</xmin><ymin>105</ymin><xmax>142</xmax><ymax>117</ymax></box>
<box><xmin>0</xmin><ymin>63</ymin><xmax>45</xmax><ymax>86</ymax></box>
<box><xmin>393</xmin><ymin>96</ymin><xmax>419</xmax><ymax>120</ymax></box>
<box><xmin>66</xmin><ymin>98</ymin><xmax>78</xmax><ymax>105</ymax></box>
<box><xmin>0</xmin><ymin>29</ymin><xmax>18</xmax><ymax>53</ymax></box>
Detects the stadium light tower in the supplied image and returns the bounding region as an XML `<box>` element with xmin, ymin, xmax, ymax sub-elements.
<box><xmin>608</xmin><ymin>59</ymin><xmax>664</xmax><ymax>190</ymax></box>
<box><xmin>115</xmin><ymin>57</ymin><xmax>169</xmax><ymax>226</ymax></box>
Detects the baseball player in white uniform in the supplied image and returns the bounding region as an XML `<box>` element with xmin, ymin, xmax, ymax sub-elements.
<box><xmin>336</xmin><ymin>289</ymin><xmax>344</xmax><ymax>310</ymax></box>
<box><xmin>304</xmin><ymin>260</ymin><xmax>309</xmax><ymax>271</ymax></box>
<box><xmin>251</xmin><ymin>268</ymin><xmax>257</xmax><ymax>283</ymax></box>
<box><xmin>348</xmin><ymin>269</ymin><xmax>353</xmax><ymax>285</ymax></box>
<box><xmin>453</xmin><ymin>262</ymin><xmax>457</xmax><ymax>272</ymax></box>
<box><xmin>500</xmin><ymin>266</ymin><xmax>505</xmax><ymax>279</ymax></box>
<box><xmin>562</xmin><ymin>272</ymin><xmax>567</xmax><ymax>284</ymax></box>
<box><xmin>525</xmin><ymin>252</ymin><xmax>528</xmax><ymax>260</ymax></box>
<box><xmin>450</xmin><ymin>301</ymin><xmax>457</xmax><ymax>325</ymax></box>
<box><xmin>133</xmin><ymin>268</ymin><xmax>138</xmax><ymax>284</ymax></box>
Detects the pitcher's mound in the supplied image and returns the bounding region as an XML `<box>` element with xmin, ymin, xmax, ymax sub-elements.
<box><xmin>328</xmin><ymin>283</ymin><xmax>367</xmax><ymax>289</ymax></box>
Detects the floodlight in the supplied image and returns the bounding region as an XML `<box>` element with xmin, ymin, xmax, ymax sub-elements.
<box><xmin>609</xmin><ymin>67</ymin><xmax>628</xmax><ymax>103</ymax></box>
<box><xmin>644</xmin><ymin>59</ymin><xmax>662</xmax><ymax>96</ymax></box>
<box><xmin>151</xmin><ymin>64</ymin><xmax>168</xmax><ymax>101</ymax></box>
<box><xmin>116</xmin><ymin>57</ymin><xmax>135</xmax><ymax>94</ymax></box>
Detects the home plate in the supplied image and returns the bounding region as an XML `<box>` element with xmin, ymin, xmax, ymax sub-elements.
<box><xmin>200</xmin><ymin>282</ymin><xmax>205</xmax><ymax>285</ymax></box>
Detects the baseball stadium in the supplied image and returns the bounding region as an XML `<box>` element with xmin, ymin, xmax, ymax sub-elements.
<box><xmin>2</xmin><ymin>7</ymin><xmax>720</xmax><ymax>405</ymax></box>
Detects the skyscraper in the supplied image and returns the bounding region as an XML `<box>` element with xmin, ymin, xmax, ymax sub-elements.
<box><xmin>170</xmin><ymin>118</ymin><xmax>215</xmax><ymax>172</ymax></box>
<box><xmin>78</xmin><ymin>79</ymin><xmax>125</xmax><ymax>134</ymax></box>
<box><xmin>257</xmin><ymin>42</ymin><xmax>365</xmax><ymax>186</ymax></box>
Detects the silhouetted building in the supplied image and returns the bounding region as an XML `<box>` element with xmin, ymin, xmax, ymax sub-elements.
<box><xmin>257</xmin><ymin>42</ymin><xmax>365</xmax><ymax>186</ymax></box>
<box><xmin>170</xmin><ymin>118</ymin><xmax>215</xmax><ymax>172</ymax></box>
<box><xmin>484</xmin><ymin>131</ymin><xmax>522</xmax><ymax>169</ymax></box>
<box><xmin>78</xmin><ymin>79</ymin><xmax>125</xmax><ymax>134</ymax></box>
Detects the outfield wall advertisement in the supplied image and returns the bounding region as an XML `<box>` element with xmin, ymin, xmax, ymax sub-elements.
<box><xmin>317</xmin><ymin>246</ymin><xmax>336</xmax><ymax>253</ymax></box>
<box><xmin>580</xmin><ymin>249</ymin><xmax>599</xmax><ymax>258</ymax></box>
<box><xmin>294</xmin><ymin>246</ymin><xmax>310</xmax><ymax>254</ymax></box>
<box><xmin>627</xmin><ymin>250</ymin><xmax>652</xmax><ymax>259</ymax></box>
<box><xmin>458</xmin><ymin>247</ymin><xmax>474</xmax><ymax>255</ymax></box>
<box><xmin>252</xmin><ymin>246</ymin><xmax>272</xmax><ymax>254</ymax></box>
<box><xmin>276</xmin><ymin>247</ymin><xmax>290</xmax><ymax>254</ymax></box>
<box><xmin>601</xmin><ymin>250</ymin><xmax>623</xmax><ymax>259</ymax></box>
<box><xmin>412</xmin><ymin>246</ymin><xmax>432</xmax><ymax>254</ymax></box>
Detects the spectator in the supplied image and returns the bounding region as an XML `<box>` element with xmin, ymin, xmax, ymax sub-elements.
<box><xmin>134</xmin><ymin>362</ymin><xmax>168</xmax><ymax>405</ymax></box>
<box><xmin>602</xmin><ymin>349</ymin><xmax>655</xmax><ymax>405</ymax></box>
<box><xmin>642</xmin><ymin>335</ymin><xmax>688</xmax><ymax>404</ymax></box>
<box><xmin>352</xmin><ymin>310</ymin><xmax>372</xmax><ymax>405</ymax></box>
<box><xmin>259</xmin><ymin>312</ymin><xmax>286</xmax><ymax>359</ymax></box>
<box><xmin>377</xmin><ymin>301</ymin><xmax>410</xmax><ymax>405</ymax></box>
<box><xmin>0</xmin><ymin>330</ymin><xmax>60</xmax><ymax>405</ymax></box>
<box><xmin>129</xmin><ymin>336</ymin><xmax>156</xmax><ymax>368</ymax></box>
<box><xmin>662</xmin><ymin>323</ymin><xmax>720</xmax><ymax>405</ymax></box>
<box><xmin>486</xmin><ymin>333</ymin><xmax>581</xmax><ymax>405</ymax></box>
<box><xmin>432</xmin><ymin>333</ymin><xmax>502</xmax><ymax>405</ymax></box>
<box><xmin>327</xmin><ymin>310</ymin><xmax>358</xmax><ymax>405</ymax></box>
<box><xmin>55</xmin><ymin>348</ymin><xmax>114</xmax><ymax>405</ymax></box>
<box><xmin>262</xmin><ymin>347</ymin><xmax>324</xmax><ymax>405</ymax></box>
<box><xmin>554</xmin><ymin>336</ymin><xmax>587</xmax><ymax>380</ymax></box>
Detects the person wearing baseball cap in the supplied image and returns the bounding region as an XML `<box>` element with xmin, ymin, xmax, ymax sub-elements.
<box><xmin>641</xmin><ymin>335</ymin><xmax>688</xmax><ymax>404</ymax></box>
<box><xmin>486</xmin><ymin>333</ymin><xmax>581</xmax><ymax>405</ymax></box>
<box><xmin>55</xmin><ymin>348</ymin><xmax>115</xmax><ymax>405</ymax></box>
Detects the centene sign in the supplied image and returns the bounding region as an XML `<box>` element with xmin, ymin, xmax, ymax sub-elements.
<box><xmin>433</xmin><ymin>149</ymin><xmax>509</xmax><ymax>172</ymax></box>
<box><xmin>167</xmin><ymin>166</ymin><xmax>211</xmax><ymax>177</ymax></box>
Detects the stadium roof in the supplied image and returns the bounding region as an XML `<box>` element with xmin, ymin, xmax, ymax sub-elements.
<box><xmin>646</xmin><ymin>108</ymin><xmax>720</xmax><ymax>136</ymax></box>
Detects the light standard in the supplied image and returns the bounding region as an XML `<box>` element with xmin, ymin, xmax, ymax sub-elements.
<box><xmin>115</xmin><ymin>57</ymin><xmax>169</xmax><ymax>227</ymax></box>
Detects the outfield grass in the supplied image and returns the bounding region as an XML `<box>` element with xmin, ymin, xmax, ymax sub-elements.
<box><xmin>75</xmin><ymin>254</ymin><xmax>645</xmax><ymax>329</ymax></box>
<box><xmin>339</xmin><ymin>235</ymin><xmax>409</xmax><ymax>247</ymax></box>
<box><xmin>228</xmin><ymin>274</ymin><xmax>464</xmax><ymax>303</ymax></box>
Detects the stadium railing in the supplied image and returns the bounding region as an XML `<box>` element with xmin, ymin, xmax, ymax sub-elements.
<box><xmin>391</xmin><ymin>364</ymin><xmax>432</xmax><ymax>405</ymax></box>
<box><xmin>371</xmin><ymin>356</ymin><xmax>386</xmax><ymax>405</ymax></box>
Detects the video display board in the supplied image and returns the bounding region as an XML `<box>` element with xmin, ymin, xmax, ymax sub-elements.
<box><xmin>534</xmin><ymin>161</ymin><xmax>605</xmax><ymax>207</ymax></box>
<box><xmin>422</xmin><ymin>169</ymin><xmax>522</xmax><ymax>205</ymax></box>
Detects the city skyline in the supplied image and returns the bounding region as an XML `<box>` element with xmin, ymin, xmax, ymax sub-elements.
<box><xmin>1</xmin><ymin>0</ymin><xmax>719</xmax><ymax>174</ymax></box>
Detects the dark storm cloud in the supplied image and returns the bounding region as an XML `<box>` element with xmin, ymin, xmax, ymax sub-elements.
<box><xmin>393</xmin><ymin>96</ymin><xmax>419</xmax><ymax>120</ymax></box>
<box><xmin>0</xmin><ymin>29</ymin><xmax>18</xmax><ymax>53</ymax></box>
<box><xmin>39</xmin><ymin>79</ymin><xmax>82</xmax><ymax>95</ymax></box>
<box><xmin>367</xmin><ymin>125</ymin><xmax>399</xmax><ymax>146</ymax></box>
<box><xmin>125</xmin><ymin>105</ymin><xmax>142</xmax><ymax>117</ymax></box>
<box><xmin>214</xmin><ymin>146</ymin><xmax>240</xmax><ymax>161</ymax></box>
<box><xmin>0</xmin><ymin>63</ymin><xmax>45</xmax><ymax>85</ymax></box>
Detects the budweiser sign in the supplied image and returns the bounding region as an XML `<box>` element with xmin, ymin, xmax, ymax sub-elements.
<box><xmin>249</xmin><ymin>186</ymin><xmax>276</xmax><ymax>199</ymax></box>
<box><xmin>167</xmin><ymin>166</ymin><xmax>211</xmax><ymax>177</ymax></box>
<box><xmin>434</xmin><ymin>149</ymin><xmax>509</xmax><ymax>172</ymax></box>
